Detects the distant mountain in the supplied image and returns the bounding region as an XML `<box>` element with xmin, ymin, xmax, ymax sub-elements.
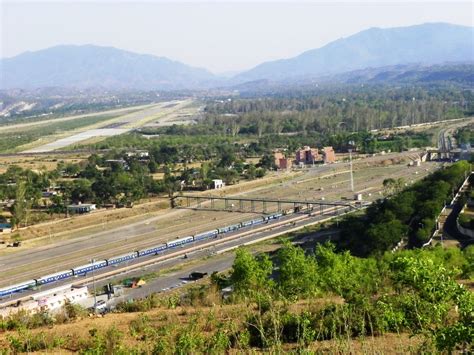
<box><xmin>236</xmin><ymin>23</ymin><xmax>474</xmax><ymax>82</ymax></box>
<box><xmin>226</xmin><ymin>63</ymin><xmax>474</xmax><ymax>95</ymax></box>
<box><xmin>331</xmin><ymin>63</ymin><xmax>474</xmax><ymax>86</ymax></box>
<box><xmin>0</xmin><ymin>45</ymin><xmax>216</xmax><ymax>90</ymax></box>
<box><xmin>2</xmin><ymin>23</ymin><xmax>473</xmax><ymax>91</ymax></box>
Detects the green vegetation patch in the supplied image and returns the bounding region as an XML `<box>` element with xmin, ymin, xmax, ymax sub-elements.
<box><xmin>0</xmin><ymin>114</ymin><xmax>119</xmax><ymax>152</ymax></box>
<box><xmin>338</xmin><ymin>161</ymin><xmax>471</xmax><ymax>256</ymax></box>
<box><xmin>459</xmin><ymin>213</ymin><xmax>474</xmax><ymax>229</ymax></box>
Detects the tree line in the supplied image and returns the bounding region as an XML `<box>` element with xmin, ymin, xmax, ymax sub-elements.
<box><xmin>204</xmin><ymin>86</ymin><xmax>472</xmax><ymax>135</ymax></box>
<box><xmin>0</xmin><ymin>149</ymin><xmax>270</xmax><ymax>228</ymax></box>
<box><xmin>338</xmin><ymin>161</ymin><xmax>471</xmax><ymax>256</ymax></box>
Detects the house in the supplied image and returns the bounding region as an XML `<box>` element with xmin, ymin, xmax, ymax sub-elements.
<box><xmin>0</xmin><ymin>286</ymin><xmax>89</xmax><ymax>317</ymax></box>
<box><xmin>296</xmin><ymin>146</ymin><xmax>320</xmax><ymax>164</ymax></box>
<box><xmin>212</xmin><ymin>179</ymin><xmax>225</xmax><ymax>189</ymax></box>
<box><xmin>322</xmin><ymin>146</ymin><xmax>336</xmax><ymax>164</ymax></box>
<box><xmin>0</xmin><ymin>223</ymin><xmax>12</xmax><ymax>234</ymax></box>
<box><xmin>273</xmin><ymin>152</ymin><xmax>292</xmax><ymax>170</ymax></box>
<box><xmin>273</xmin><ymin>152</ymin><xmax>285</xmax><ymax>166</ymax></box>
<box><xmin>278</xmin><ymin>158</ymin><xmax>292</xmax><ymax>170</ymax></box>
<box><xmin>125</xmin><ymin>150</ymin><xmax>149</xmax><ymax>159</ymax></box>
<box><xmin>67</xmin><ymin>203</ymin><xmax>96</xmax><ymax>214</ymax></box>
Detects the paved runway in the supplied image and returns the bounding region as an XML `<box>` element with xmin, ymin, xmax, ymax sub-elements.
<box><xmin>23</xmin><ymin>128</ymin><xmax>129</xmax><ymax>153</ymax></box>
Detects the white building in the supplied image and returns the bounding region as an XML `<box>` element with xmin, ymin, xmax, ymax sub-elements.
<box><xmin>212</xmin><ymin>179</ymin><xmax>225</xmax><ymax>189</ymax></box>
<box><xmin>67</xmin><ymin>203</ymin><xmax>96</xmax><ymax>214</ymax></box>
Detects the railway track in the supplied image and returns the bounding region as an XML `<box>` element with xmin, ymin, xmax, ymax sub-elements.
<box><xmin>0</xmin><ymin>161</ymin><xmax>438</xmax><ymax>286</ymax></box>
<box><xmin>0</xmin><ymin>212</ymin><xmax>262</xmax><ymax>286</ymax></box>
<box><xmin>0</xmin><ymin>206</ymin><xmax>348</xmax><ymax>305</ymax></box>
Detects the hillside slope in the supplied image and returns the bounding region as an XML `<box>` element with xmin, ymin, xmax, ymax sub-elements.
<box><xmin>236</xmin><ymin>23</ymin><xmax>474</xmax><ymax>82</ymax></box>
<box><xmin>0</xmin><ymin>45</ymin><xmax>216</xmax><ymax>90</ymax></box>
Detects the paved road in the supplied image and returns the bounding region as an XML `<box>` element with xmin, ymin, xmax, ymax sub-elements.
<box><xmin>0</xmin><ymin>210</ymin><xmax>342</xmax><ymax>305</ymax></box>
<box><xmin>105</xmin><ymin>217</ymin><xmax>338</xmax><ymax>308</ymax></box>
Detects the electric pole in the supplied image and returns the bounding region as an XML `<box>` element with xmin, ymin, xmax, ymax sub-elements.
<box><xmin>91</xmin><ymin>258</ymin><xmax>97</xmax><ymax>311</ymax></box>
<box><xmin>349</xmin><ymin>149</ymin><xmax>354</xmax><ymax>192</ymax></box>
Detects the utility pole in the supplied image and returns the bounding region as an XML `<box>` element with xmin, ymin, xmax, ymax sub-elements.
<box><xmin>349</xmin><ymin>149</ymin><xmax>354</xmax><ymax>192</ymax></box>
<box><xmin>91</xmin><ymin>258</ymin><xmax>97</xmax><ymax>311</ymax></box>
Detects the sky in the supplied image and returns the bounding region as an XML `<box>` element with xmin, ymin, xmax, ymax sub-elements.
<box><xmin>1</xmin><ymin>1</ymin><xmax>473</xmax><ymax>73</ymax></box>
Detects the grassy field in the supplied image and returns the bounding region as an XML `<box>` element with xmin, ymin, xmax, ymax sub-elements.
<box><xmin>0</xmin><ymin>114</ymin><xmax>121</xmax><ymax>153</ymax></box>
<box><xmin>9</xmin><ymin>100</ymin><xmax>196</xmax><ymax>152</ymax></box>
<box><xmin>0</xmin><ymin>104</ymin><xmax>151</xmax><ymax>129</ymax></box>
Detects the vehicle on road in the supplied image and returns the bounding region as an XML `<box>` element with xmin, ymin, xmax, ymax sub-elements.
<box><xmin>189</xmin><ymin>272</ymin><xmax>208</xmax><ymax>280</ymax></box>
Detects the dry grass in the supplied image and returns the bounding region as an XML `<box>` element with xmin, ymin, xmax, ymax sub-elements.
<box><xmin>0</xmin><ymin>294</ymin><xmax>426</xmax><ymax>354</ymax></box>
<box><xmin>0</xmin><ymin>154</ymin><xmax>88</xmax><ymax>174</ymax></box>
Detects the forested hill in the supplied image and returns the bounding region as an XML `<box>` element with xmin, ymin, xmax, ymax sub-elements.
<box><xmin>236</xmin><ymin>23</ymin><xmax>474</xmax><ymax>82</ymax></box>
<box><xmin>231</xmin><ymin>63</ymin><xmax>474</xmax><ymax>94</ymax></box>
<box><xmin>330</xmin><ymin>63</ymin><xmax>474</xmax><ymax>86</ymax></box>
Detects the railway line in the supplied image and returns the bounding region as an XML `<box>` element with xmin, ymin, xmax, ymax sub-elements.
<box><xmin>0</xmin><ymin>157</ymin><xmax>440</xmax><ymax>287</ymax></box>
<box><xmin>0</xmin><ymin>211</ymin><xmax>262</xmax><ymax>286</ymax></box>
<box><xmin>0</xmin><ymin>205</ymin><xmax>351</xmax><ymax>304</ymax></box>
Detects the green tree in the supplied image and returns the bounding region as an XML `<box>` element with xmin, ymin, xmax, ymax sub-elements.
<box><xmin>11</xmin><ymin>182</ymin><xmax>28</xmax><ymax>228</ymax></box>
<box><xmin>277</xmin><ymin>243</ymin><xmax>319</xmax><ymax>298</ymax></box>
<box><xmin>231</xmin><ymin>248</ymin><xmax>273</xmax><ymax>294</ymax></box>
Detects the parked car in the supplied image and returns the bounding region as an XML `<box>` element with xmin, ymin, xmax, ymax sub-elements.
<box><xmin>94</xmin><ymin>300</ymin><xmax>107</xmax><ymax>312</ymax></box>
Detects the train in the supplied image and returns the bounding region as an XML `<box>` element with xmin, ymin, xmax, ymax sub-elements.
<box><xmin>0</xmin><ymin>212</ymin><xmax>283</xmax><ymax>298</ymax></box>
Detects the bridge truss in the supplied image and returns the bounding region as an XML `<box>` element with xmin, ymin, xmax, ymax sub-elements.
<box><xmin>174</xmin><ymin>194</ymin><xmax>363</xmax><ymax>215</ymax></box>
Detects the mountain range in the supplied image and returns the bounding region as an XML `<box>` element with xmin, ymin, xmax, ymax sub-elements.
<box><xmin>0</xmin><ymin>45</ymin><xmax>215</xmax><ymax>90</ymax></box>
<box><xmin>235</xmin><ymin>23</ymin><xmax>473</xmax><ymax>82</ymax></box>
<box><xmin>1</xmin><ymin>22</ymin><xmax>473</xmax><ymax>90</ymax></box>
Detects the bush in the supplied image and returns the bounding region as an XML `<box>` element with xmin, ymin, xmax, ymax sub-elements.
<box><xmin>7</xmin><ymin>330</ymin><xmax>64</xmax><ymax>353</ymax></box>
<box><xmin>80</xmin><ymin>325</ymin><xmax>125</xmax><ymax>354</ymax></box>
<box><xmin>115</xmin><ymin>294</ymin><xmax>160</xmax><ymax>312</ymax></box>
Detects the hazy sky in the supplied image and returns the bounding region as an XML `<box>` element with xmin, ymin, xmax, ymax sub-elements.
<box><xmin>2</xmin><ymin>1</ymin><xmax>473</xmax><ymax>73</ymax></box>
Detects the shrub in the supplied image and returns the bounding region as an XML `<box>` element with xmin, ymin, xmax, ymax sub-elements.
<box><xmin>7</xmin><ymin>330</ymin><xmax>64</xmax><ymax>353</ymax></box>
